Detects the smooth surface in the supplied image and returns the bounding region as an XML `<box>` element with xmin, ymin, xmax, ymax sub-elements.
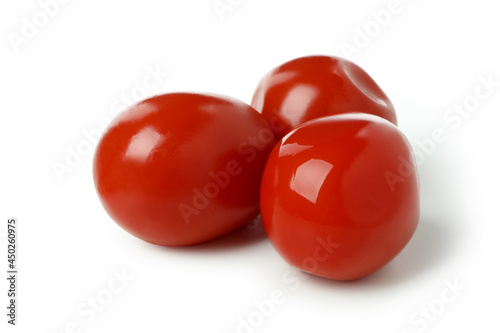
<box><xmin>260</xmin><ymin>114</ymin><xmax>420</xmax><ymax>280</ymax></box>
<box><xmin>94</xmin><ymin>93</ymin><xmax>275</xmax><ymax>246</ymax></box>
<box><xmin>1</xmin><ymin>0</ymin><xmax>499</xmax><ymax>332</ymax></box>
<box><xmin>252</xmin><ymin>55</ymin><xmax>397</xmax><ymax>140</ymax></box>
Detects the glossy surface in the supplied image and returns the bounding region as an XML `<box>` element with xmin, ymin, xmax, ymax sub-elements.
<box><xmin>252</xmin><ymin>55</ymin><xmax>397</xmax><ymax>140</ymax></box>
<box><xmin>94</xmin><ymin>93</ymin><xmax>276</xmax><ymax>246</ymax></box>
<box><xmin>260</xmin><ymin>114</ymin><xmax>419</xmax><ymax>280</ymax></box>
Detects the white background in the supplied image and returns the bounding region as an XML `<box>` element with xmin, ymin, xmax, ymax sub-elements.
<box><xmin>1</xmin><ymin>0</ymin><xmax>499</xmax><ymax>332</ymax></box>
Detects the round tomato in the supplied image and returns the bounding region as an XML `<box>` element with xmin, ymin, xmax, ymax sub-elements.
<box><xmin>260</xmin><ymin>113</ymin><xmax>419</xmax><ymax>280</ymax></box>
<box><xmin>93</xmin><ymin>93</ymin><xmax>276</xmax><ymax>246</ymax></box>
<box><xmin>251</xmin><ymin>55</ymin><xmax>397</xmax><ymax>140</ymax></box>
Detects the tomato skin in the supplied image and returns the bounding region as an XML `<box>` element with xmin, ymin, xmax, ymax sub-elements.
<box><xmin>93</xmin><ymin>93</ymin><xmax>276</xmax><ymax>246</ymax></box>
<box><xmin>260</xmin><ymin>113</ymin><xmax>419</xmax><ymax>280</ymax></box>
<box><xmin>251</xmin><ymin>55</ymin><xmax>397</xmax><ymax>140</ymax></box>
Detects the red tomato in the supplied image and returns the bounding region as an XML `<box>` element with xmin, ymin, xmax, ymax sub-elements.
<box><xmin>260</xmin><ymin>113</ymin><xmax>419</xmax><ymax>280</ymax></box>
<box><xmin>93</xmin><ymin>93</ymin><xmax>276</xmax><ymax>246</ymax></box>
<box><xmin>251</xmin><ymin>55</ymin><xmax>397</xmax><ymax>140</ymax></box>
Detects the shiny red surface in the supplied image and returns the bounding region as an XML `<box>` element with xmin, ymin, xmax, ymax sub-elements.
<box><xmin>252</xmin><ymin>55</ymin><xmax>397</xmax><ymax>140</ymax></box>
<box><xmin>260</xmin><ymin>114</ymin><xmax>419</xmax><ymax>280</ymax></box>
<box><xmin>94</xmin><ymin>93</ymin><xmax>276</xmax><ymax>246</ymax></box>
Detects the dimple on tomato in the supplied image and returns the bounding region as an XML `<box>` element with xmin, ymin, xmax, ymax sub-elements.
<box><xmin>251</xmin><ymin>55</ymin><xmax>397</xmax><ymax>140</ymax></box>
<box><xmin>260</xmin><ymin>113</ymin><xmax>419</xmax><ymax>280</ymax></box>
<box><xmin>93</xmin><ymin>93</ymin><xmax>276</xmax><ymax>246</ymax></box>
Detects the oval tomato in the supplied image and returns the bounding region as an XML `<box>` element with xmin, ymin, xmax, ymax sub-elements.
<box><xmin>94</xmin><ymin>93</ymin><xmax>276</xmax><ymax>246</ymax></box>
<box><xmin>251</xmin><ymin>55</ymin><xmax>397</xmax><ymax>140</ymax></box>
<box><xmin>260</xmin><ymin>113</ymin><xmax>419</xmax><ymax>280</ymax></box>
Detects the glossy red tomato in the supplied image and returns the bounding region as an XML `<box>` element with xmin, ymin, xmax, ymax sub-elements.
<box><xmin>260</xmin><ymin>113</ymin><xmax>419</xmax><ymax>280</ymax></box>
<box><xmin>251</xmin><ymin>55</ymin><xmax>397</xmax><ymax>140</ymax></box>
<box><xmin>94</xmin><ymin>93</ymin><xmax>276</xmax><ymax>246</ymax></box>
